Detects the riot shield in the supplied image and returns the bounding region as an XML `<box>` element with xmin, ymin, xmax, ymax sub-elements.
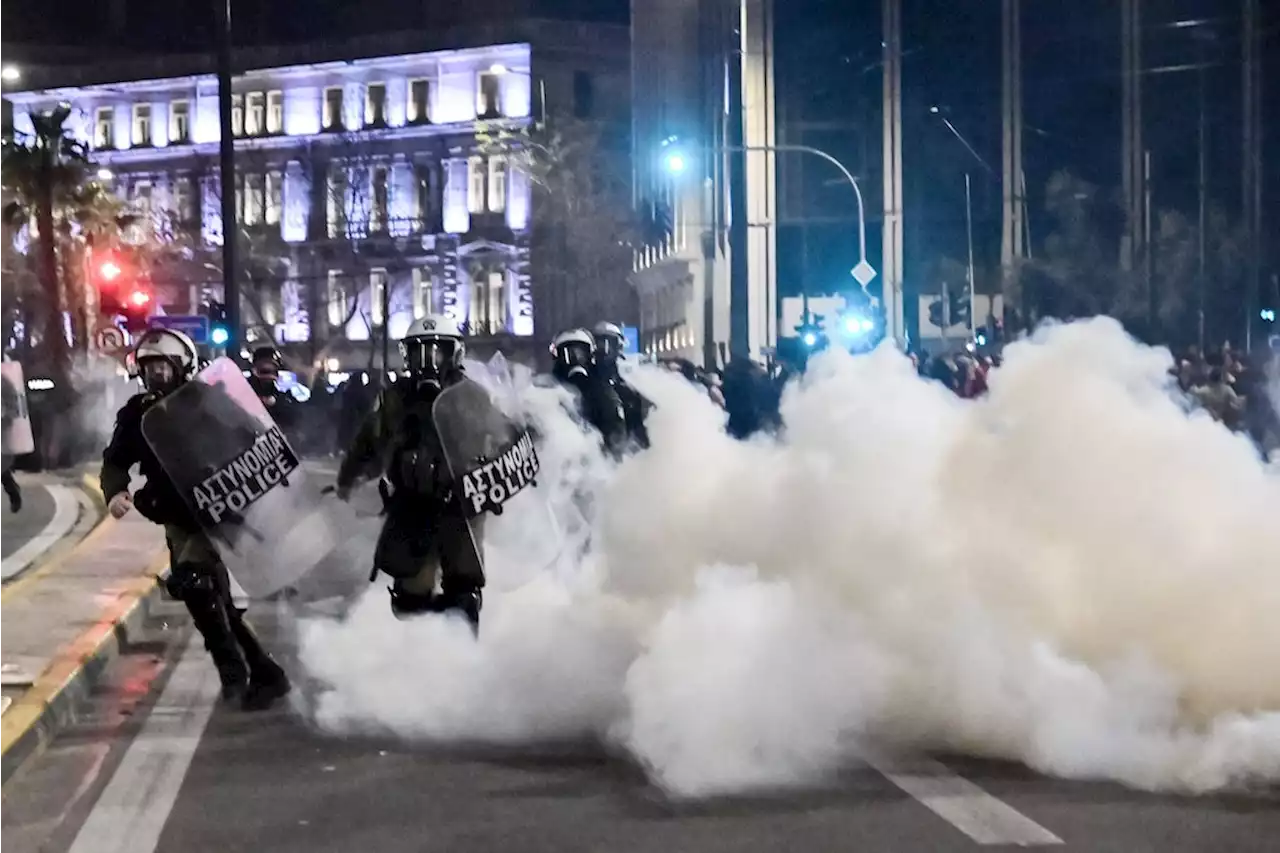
<box><xmin>140</xmin><ymin>357</ymin><xmax>344</xmax><ymax>598</ymax></box>
<box><xmin>1</xmin><ymin>362</ymin><xmax>35</xmax><ymax>456</ymax></box>
<box><xmin>432</xmin><ymin>379</ymin><xmax>563</xmax><ymax>588</ymax></box>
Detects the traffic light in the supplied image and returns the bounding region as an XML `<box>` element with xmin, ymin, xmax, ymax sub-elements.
<box><xmin>94</xmin><ymin>251</ymin><xmax>126</xmax><ymax>315</ymax></box>
<box><xmin>206</xmin><ymin>300</ymin><xmax>229</xmax><ymax>346</ymax></box>
<box><xmin>795</xmin><ymin>314</ymin><xmax>827</xmax><ymax>350</ymax></box>
<box><xmin>121</xmin><ymin>286</ymin><xmax>152</xmax><ymax>332</ymax></box>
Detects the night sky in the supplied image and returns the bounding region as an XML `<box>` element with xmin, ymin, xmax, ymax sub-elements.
<box><xmin>4</xmin><ymin>0</ymin><xmax>1275</xmax><ymax>305</ymax></box>
<box><xmin>776</xmin><ymin>0</ymin><xmax>1277</xmax><ymax>305</ymax></box>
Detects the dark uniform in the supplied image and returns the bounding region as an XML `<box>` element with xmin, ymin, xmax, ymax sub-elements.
<box><xmin>335</xmin><ymin>370</ymin><xmax>488</xmax><ymax>624</ymax></box>
<box><xmin>101</xmin><ymin>390</ymin><xmax>290</xmax><ymax>710</ymax></box>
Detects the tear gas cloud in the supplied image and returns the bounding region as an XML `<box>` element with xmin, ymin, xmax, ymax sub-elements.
<box><xmin>296</xmin><ymin>317</ymin><xmax>1280</xmax><ymax>797</ymax></box>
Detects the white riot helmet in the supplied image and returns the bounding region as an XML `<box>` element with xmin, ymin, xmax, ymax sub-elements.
<box><xmin>131</xmin><ymin>328</ymin><xmax>199</xmax><ymax>395</ymax></box>
<box><xmin>591</xmin><ymin>321</ymin><xmax>626</xmax><ymax>364</ymax></box>
<box><xmin>400</xmin><ymin>314</ymin><xmax>465</xmax><ymax>388</ymax></box>
<box><xmin>550</xmin><ymin>328</ymin><xmax>595</xmax><ymax>381</ymax></box>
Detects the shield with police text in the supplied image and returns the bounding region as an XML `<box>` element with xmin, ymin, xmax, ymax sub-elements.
<box><xmin>1</xmin><ymin>361</ymin><xmax>35</xmax><ymax>457</ymax></box>
<box><xmin>432</xmin><ymin>379</ymin><xmax>563</xmax><ymax>588</ymax></box>
<box><xmin>140</xmin><ymin>357</ymin><xmax>342</xmax><ymax>598</ymax></box>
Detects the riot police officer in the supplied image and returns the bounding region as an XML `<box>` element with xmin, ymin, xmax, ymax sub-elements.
<box><xmin>334</xmin><ymin>315</ymin><xmax>488</xmax><ymax>627</ymax></box>
<box><xmin>591</xmin><ymin>321</ymin><xmax>651</xmax><ymax>450</ymax></box>
<box><xmin>101</xmin><ymin>329</ymin><xmax>291</xmax><ymax>711</ymax></box>
<box><xmin>550</xmin><ymin>327</ymin><xmax>628</xmax><ymax>452</ymax></box>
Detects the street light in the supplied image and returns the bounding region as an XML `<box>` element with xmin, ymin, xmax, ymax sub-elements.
<box><xmin>96</xmin><ymin>168</ymin><xmax>114</xmax><ymax>181</ymax></box>
<box><xmin>489</xmin><ymin>63</ymin><xmax>509</xmax><ymax>75</ymax></box>
<box><xmin>661</xmin><ymin>138</ymin><xmax>873</xmax><ymax>287</ymax></box>
<box><xmin>1</xmin><ymin>66</ymin><xmax>20</xmax><ymax>82</ymax></box>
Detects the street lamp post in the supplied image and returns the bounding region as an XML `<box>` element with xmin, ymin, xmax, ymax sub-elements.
<box><xmin>663</xmin><ymin>141</ymin><xmax>875</xmax><ymax>343</ymax></box>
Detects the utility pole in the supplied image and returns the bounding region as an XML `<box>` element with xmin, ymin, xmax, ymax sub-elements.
<box><xmin>1242</xmin><ymin>0</ymin><xmax>1262</xmax><ymax>351</ymax></box>
<box><xmin>1196</xmin><ymin>25</ymin><xmax>1210</xmax><ymax>350</ymax></box>
<box><xmin>881</xmin><ymin>0</ymin><xmax>905</xmax><ymax>348</ymax></box>
<box><xmin>966</xmin><ymin>172</ymin><xmax>977</xmax><ymax>338</ymax></box>
<box><xmin>1000</xmin><ymin>0</ymin><xmax>1024</xmax><ymax>321</ymax></box>
<box><xmin>215</xmin><ymin>0</ymin><xmax>239</xmax><ymax>351</ymax></box>
<box><xmin>1120</xmin><ymin>0</ymin><xmax>1145</xmax><ymax>283</ymax></box>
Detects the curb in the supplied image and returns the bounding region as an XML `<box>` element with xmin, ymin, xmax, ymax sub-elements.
<box><xmin>0</xmin><ymin>471</ymin><xmax>108</xmax><ymax>600</ymax></box>
<box><xmin>0</xmin><ymin>549</ymin><xmax>168</xmax><ymax>786</ymax></box>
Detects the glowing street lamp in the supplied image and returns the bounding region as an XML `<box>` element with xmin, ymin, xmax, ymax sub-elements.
<box><xmin>664</xmin><ymin>152</ymin><xmax>687</xmax><ymax>174</ymax></box>
<box><xmin>96</xmin><ymin>168</ymin><xmax>114</xmax><ymax>181</ymax></box>
<box><xmin>1</xmin><ymin>66</ymin><xmax>20</xmax><ymax>82</ymax></box>
<box><xmin>489</xmin><ymin>63</ymin><xmax>509</xmax><ymax>75</ymax></box>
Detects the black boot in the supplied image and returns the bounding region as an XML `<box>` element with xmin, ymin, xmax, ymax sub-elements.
<box><xmin>183</xmin><ymin>588</ymin><xmax>248</xmax><ymax>701</ymax></box>
<box><xmin>433</xmin><ymin>582</ymin><xmax>483</xmax><ymax>636</ymax></box>
<box><xmin>389</xmin><ymin>583</ymin><xmax>437</xmax><ymax>619</ymax></box>
<box><xmin>227</xmin><ymin>607</ymin><xmax>292</xmax><ymax>712</ymax></box>
<box><xmin>2</xmin><ymin>470</ymin><xmax>21</xmax><ymax>513</ymax></box>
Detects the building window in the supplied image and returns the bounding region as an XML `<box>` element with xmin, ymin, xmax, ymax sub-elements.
<box><xmin>132</xmin><ymin>180</ymin><xmax>153</xmax><ymax>214</ymax></box>
<box><xmin>174</xmin><ymin>176</ymin><xmax>194</xmax><ymax>224</ymax></box>
<box><xmin>573</xmin><ymin>71</ymin><xmax>594</xmax><ymax>118</ymax></box>
<box><xmin>472</xmin><ymin>267</ymin><xmax>506</xmax><ymax>334</ymax></box>
<box><xmin>370</xmin><ymin>268</ymin><xmax>388</xmax><ymax>325</ymax></box>
<box><xmin>326</xmin><ymin>166</ymin><xmax>347</xmax><ymax>238</ymax></box>
<box><xmin>477</xmin><ymin>72</ymin><xmax>502</xmax><ymax>117</ymax></box>
<box><xmin>327</xmin><ymin>270</ymin><xmax>349</xmax><ymax>327</ymax></box>
<box><xmin>131</xmin><ymin>104</ymin><xmax>152</xmax><ymax>147</ymax></box>
<box><xmin>231</xmin><ymin>94</ymin><xmax>244</xmax><ymax>137</ymax></box>
<box><xmin>365</xmin><ymin>83</ymin><xmax>387</xmax><ymax>127</ymax></box>
<box><xmin>371</xmin><ymin>166</ymin><xmax>388</xmax><ymax>233</ymax></box>
<box><xmin>412</xmin><ymin>268</ymin><xmax>434</xmax><ymax>318</ymax></box>
<box><xmin>94</xmin><ymin>107</ymin><xmax>115</xmax><ymax>149</ymax></box>
<box><xmin>170</xmin><ymin>100</ymin><xmax>190</xmax><ymax>143</ymax></box>
<box><xmin>407</xmin><ymin>79</ymin><xmax>429</xmax><ymax>123</ymax></box>
<box><xmin>265</xmin><ymin>170</ymin><xmax>282</xmax><ymax>225</ymax></box>
<box><xmin>245</xmin><ymin>92</ymin><xmax>265</xmax><ymax>136</ymax></box>
<box><xmin>487</xmin><ymin>156</ymin><xmax>507</xmax><ymax>213</ymax></box>
<box><xmin>242</xmin><ymin>172</ymin><xmax>263</xmax><ymax>227</ymax></box>
<box><xmin>415</xmin><ymin>163</ymin><xmax>437</xmax><ymax>230</ymax></box>
<box><xmin>467</xmin><ymin>156</ymin><xmax>486</xmax><ymax>214</ymax></box>
<box><xmin>266</xmin><ymin>91</ymin><xmax>284</xmax><ymax>134</ymax></box>
<box><xmin>323</xmin><ymin>87</ymin><xmax>344</xmax><ymax>131</ymax></box>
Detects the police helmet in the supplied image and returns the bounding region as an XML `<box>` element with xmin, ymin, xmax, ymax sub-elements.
<box><xmin>591</xmin><ymin>321</ymin><xmax>626</xmax><ymax>362</ymax></box>
<box><xmin>550</xmin><ymin>328</ymin><xmax>595</xmax><ymax>379</ymax></box>
<box><xmin>400</xmin><ymin>314</ymin><xmax>465</xmax><ymax>386</ymax></box>
<box><xmin>132</xmin><ymin>328</ymin><xmax>199</xmax><ymax>395</ymax></box>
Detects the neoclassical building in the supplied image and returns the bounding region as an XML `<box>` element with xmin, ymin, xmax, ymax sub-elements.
<box><xmin>5</xmin><ymin>20</ymin><xmax>631</xmax><ymax>368</ymax></box>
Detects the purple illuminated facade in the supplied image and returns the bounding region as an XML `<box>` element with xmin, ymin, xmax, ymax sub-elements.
<box><xmin>4</xmin><ymin>35</ymin><xmax>620</xmax><ymax>366</ymax></box>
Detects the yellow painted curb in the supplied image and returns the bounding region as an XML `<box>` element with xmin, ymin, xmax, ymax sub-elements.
<box><xmin>0</xmin><ymin>550</ymin><xmax>168</xmax><ymax>764</ymax></box>
<box><xmin>1</xmin><ymin>514</ymin><xmax>117</xmax><ymax>605</ymax></box>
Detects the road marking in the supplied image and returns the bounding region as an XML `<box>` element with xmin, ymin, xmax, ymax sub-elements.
<box><xmin>66</xmin><ymin>633</ymin><xmax>219</xmax><ymax>853</ymax></box>
<box><xmin>862</xmin><ymin>749</ymin><xmax>1064</xmax><ymax>846</ymax></box>
<box><xmin>2</xmin><ymin>484</ymin><xmax>82</xmax><ymax>581</ymax></box>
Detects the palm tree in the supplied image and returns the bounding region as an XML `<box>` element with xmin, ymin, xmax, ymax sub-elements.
<box><xmin>1</xmin><ymin>104</ymin><xmax>94</xmax><ymax>383</ymax></box>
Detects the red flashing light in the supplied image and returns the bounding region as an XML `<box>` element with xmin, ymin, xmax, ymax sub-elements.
<box><xmin>128</xmin><ymin>289</ymin><xmax>151</xmax><ymax>307</ymax></box>
<box><xmin>100</xmin><ymin>260</ymin><xmax>123</xmax><ymax>282</ymax></box>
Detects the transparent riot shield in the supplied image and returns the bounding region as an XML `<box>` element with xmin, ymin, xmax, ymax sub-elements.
<box><xmin>432</xmin><ymin>379</ymin><xmax>563</xmax><ymax>588</ymax></box>
<box><xmin>1</xmin><ymin>362</ymin><xmax>35</xmax><ymax>456</ymax></box>
<box><xmin>141</xmin><ymin>357</ymin><xmax>345</xmax><ymax>598</ymax></box>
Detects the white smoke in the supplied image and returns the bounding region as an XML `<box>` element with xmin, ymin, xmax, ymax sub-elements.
<box><xmin>295</xmin><ymin>317</ymin><xmax>1280</xmax><ymax>797</ymax></box>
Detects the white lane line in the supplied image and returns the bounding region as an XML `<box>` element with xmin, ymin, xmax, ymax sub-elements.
<box><xmin>1</xmin><ymin>484</ymin><xmax>82</xmax><ymax>580</ymax></box>
<box><xmin>862</xmin><ymin>749</ymin><xmax>1064</xmax><ymax>846</ymax></box>
<box><xmin>66</xmin><ymin>633</ymin><xmax>220</xmax><ymax>853</ymax></box>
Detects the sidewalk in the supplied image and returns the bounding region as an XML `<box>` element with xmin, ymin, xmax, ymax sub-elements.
<box><xmin>0</xmin><ymin>496</ymin><xmax>168</xmax><ymax>784</ymax></box>
<box><xmin>1</xmin><ymin>468</ymin><xmax>102</xmax><ymax>582</ymax></box>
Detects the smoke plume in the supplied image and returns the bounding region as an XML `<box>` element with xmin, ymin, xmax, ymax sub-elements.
<box><xmin>295</xmin><ymin>317</ymin><xmax>1280</xmax><ymax>797</ymax></box>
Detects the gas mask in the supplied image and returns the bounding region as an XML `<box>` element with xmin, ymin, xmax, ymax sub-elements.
<box><xmin>403</xmin><ymin>337</ymin><xmax>457</xmax><ymax>390</ymax></box>
<box><xmin>555</xmin><ymin>342</ymin><xmax>594</xmax><ymax>383</ymax></box>
<box><xmin>138</xmin><ymin>357</ymin><xmax>181</xmax><ymax>396</ymax></box>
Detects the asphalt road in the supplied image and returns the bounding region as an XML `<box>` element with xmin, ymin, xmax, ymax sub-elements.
<box><xmin>2</xmin><ymin>598</ymin><xmax>1277</xmax><ymax>853</ymax></box>
<box><xmin>0</xmin><ymin>478</ymin><xmax>56</xmax><ymax>562</ymax></box>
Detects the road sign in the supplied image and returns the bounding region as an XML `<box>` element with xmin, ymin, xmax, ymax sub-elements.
<box><xmin>621</xmin><ymin>324</ymin><xmax>640</xmax><ymax>355</ymax></box>
<box><xmin>851</xmin><ymin>259</ymin><xmax>877</xmax><ymax>288</ymax></box>
<box><xmin>94</xmin><ymin>325</ymin><xmax>127</xmax><ymax>353</ymax></box>
<box><xmin>148</xmin><ymin>314</ymin><xmax>209</xmax><ymax>344</ymax></box>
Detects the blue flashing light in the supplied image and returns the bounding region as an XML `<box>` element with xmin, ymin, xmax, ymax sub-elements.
<box><xmin>210</xmin><ymin>325</ymin><xmax>229</xmax><ymax>346</ymax></box>
<box><xmin>803</xmin><ymin>332</ymin><xmax>818</xmax><ymax>347</ymax></box>
<box><xmin>1261</xmin><ymin>308</ymin><xmax>1276</xmax><ymax>322</ymax></box>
